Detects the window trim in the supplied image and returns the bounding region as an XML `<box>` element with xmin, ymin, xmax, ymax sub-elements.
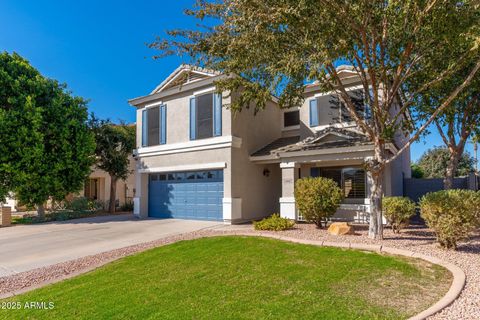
<box><xmin>190</xmin><ymin>91</ymin><xmax>222</xmax><ymax>141</ymax></box>
<box><xmin>194</xmin><ymin>92</ymin><xmax>214</xmax><ymax>140</ymax></box>
<box><xmin>141</xmin><ymin>102</ymin><xmax>167</xmax><ymax>147</ymax></box>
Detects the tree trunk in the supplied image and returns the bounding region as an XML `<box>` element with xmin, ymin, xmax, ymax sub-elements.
<box><xmin>444</xmin><ymin>150</ymin><xmax>460</xmax><ymax>190</ymax></box>
<box><xmin>474</xmin><ymin>141</ymin><xmax>478</xmax><ymax>173</ymax></box>
<box><xmin>109</xmin><ymin>175</ymin><xmax>118</xmax><ymax>213</ymax></box>
<box><xmin>368</xmin><ymin>169</ymin><xmax>384</xmax><ymax>240</ymax></box>
<box><xmin>367</xmin><ymin>139</ymin><xmax>386</xmax><ymax>240</ymax></box>
<box><xmin>37</xmin><ymin>203</ymin><xmax>45</xmax><ymax>221</ymax></box>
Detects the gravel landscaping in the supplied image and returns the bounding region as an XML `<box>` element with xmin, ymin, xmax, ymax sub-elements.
<box><xmin>0</xmin><ymin>223</ymin><xmax>478</xmax><ymax>319</ymax></box>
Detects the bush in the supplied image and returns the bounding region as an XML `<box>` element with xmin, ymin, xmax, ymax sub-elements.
<box><xmin>294</xmin><ymin>177</ymin><xmax>343</xmax><ymax>228</ymax></box>
<box><xmin>65</xmin><ymin>197</ymin><xmax>91</xmax><ymax>211</ymax></box>
<box><xmin>420</xmin><ymin>190</ymin><xmax>480</xmax><ymax>249</ymax></box>
<box><xmin>254</xmin><ymin>214</ymin><xmax>295</xmax><ymax>231</ymax></box>
<box><xmin>49</xmin><ymin>210</ymin><xmax>96</xmax><ymax>221</ymax></box>
<box><xmin>63</xmin><ymin>197</ymin><xmax>103</xmax><ymax>212</ymax></box>
<box><xmin>13</xmin><ymin>209</ymin><xmax>98</xmax><ymax>224</ymax></box>
<box><xmin>382</xmin><ymin>197</ymin><xmax>416</xmax><ymax>233</ymax></box>
<box><xmin>120</xmin><ymin>201</ymin><xmax>134</xmax><ymax>212</ymax></box>
<box><xmin>90</xmin><ymin>200</ymin><xmax>105</xmax><ymax>211</ymax></box>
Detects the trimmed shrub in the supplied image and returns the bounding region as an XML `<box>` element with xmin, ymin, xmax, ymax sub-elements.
<box><xmin>420</xmin><ymin>190</ymin><xmax>480</xmax><ymax>249</ymax></box>
<box><xmin>66</xmin><ymin>197</ymin><xmax>91</xmax><ymax>212</ymax></box>
<box><xmin>294</xmin><ymin>177</ymin><xmax>343</xmax><ymax>228</ymax></box>
<box><xmin>382</xmin><ymin>197</ymin><xmax>416</xmax><ymax>233</ymax></box>
<box><xmin>49</xmin><ymin>210</ymin><xmax>96</xmax><ymax>221</ymax></box>
<box><xmin>90</xmin><ymin>200</ymin><xmax>105</xmax><ymax>211</ymax></box>
<box><xmin>64</xmin><ymin>197</ymin><xmax>103</xmax><ymax>212</ymax></box>
<box><xmin>254</xmin><ymin>214</ymin><xmax>295</xmax><ymax>231</ymax></box>
<box><xmin>120</xmin><ymin>201</ymin><xmax>134</xmax><ymax>212</ymax></box>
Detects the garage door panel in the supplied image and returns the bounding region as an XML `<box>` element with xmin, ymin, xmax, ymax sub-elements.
<box><xmin>148</xmin><ymin>170</ymin><xmax>223</xmax><ymax>221</ymax></box>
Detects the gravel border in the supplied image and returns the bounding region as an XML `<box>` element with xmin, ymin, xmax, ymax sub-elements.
<box><xmin>0</xmin><ymin>224</ymin><xmax>477</xmax><ymax>319</ymax></box>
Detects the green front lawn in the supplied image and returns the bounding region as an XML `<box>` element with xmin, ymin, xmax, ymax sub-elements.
<box><xmin>0</xmin><ymin>236</ymin><xmax>451</xmax><ymax>320</ymax></box>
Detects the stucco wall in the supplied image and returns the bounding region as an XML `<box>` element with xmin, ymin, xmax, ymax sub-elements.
<box><xmin>384</xmin><ymin>154</ymin><xmax>405</xmax><ymax>197</ymax></box>
<box><xmin>231</xmin><ymin>99</ymin><xmax>283</xmax><ymax>220</ymax></box>
<box><xmin>135</xmin><ymin>85</ymin><xmax>232</xmax><ymax>148</ymax></box>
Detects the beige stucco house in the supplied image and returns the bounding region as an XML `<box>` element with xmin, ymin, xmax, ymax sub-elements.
<box><xmin>128</xmin><ymin>65</ymin><xmax>410</xmax><ymax>223</ymax></box>
<box><xmin>80</xmin><ymin>157</ymin><xmax>136</xmax><ymax>209</ymax></box>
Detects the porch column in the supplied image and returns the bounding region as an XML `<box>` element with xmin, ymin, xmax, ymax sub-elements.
<box><xmin>133</xmin><ymin>161</ymin><xmax>149</xmax><ymax>219</ymax></box>
<box><xmin>279</xmin><ymin>162</ymin><xmax>299</xmax><ymax>220</ymax></box>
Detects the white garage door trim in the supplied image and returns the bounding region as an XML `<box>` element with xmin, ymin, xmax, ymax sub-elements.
<box><xmin>139</xmin><ymin>162</ymin><xmax>227</xmax><ymax>173</ymax></box>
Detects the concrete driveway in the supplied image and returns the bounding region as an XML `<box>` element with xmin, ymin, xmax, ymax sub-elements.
<box><xmin>0</xmin><ymin>215</ymin><xmax>223</xmax><ymax>277</ymax></box>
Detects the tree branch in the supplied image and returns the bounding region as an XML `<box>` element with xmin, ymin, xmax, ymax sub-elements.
<box><xmin>435</xmin><ymin>119</ymin><xmax>451</xmax><ymax>147</ymax></box>
<box><xmin>386</xmin><ymin>58</ymin><xmax>480</xmax><ymax>164</ymax></box>
<box><xmin>325</xmin><ymin>63</ymin><xmax>375</xmax><ymax>138</ymax></box>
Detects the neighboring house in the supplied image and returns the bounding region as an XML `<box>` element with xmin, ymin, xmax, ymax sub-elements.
<box><xmin>128</xmin><ymin>64</ymin><xmax>410</xmax><ymax>223</ymax></box>
<box><xmin>0</xmin><ymin>161</ymin><xmax>136</xmax><ymax>213</ymax></box>
<box><xmin>1</xmin><ymin>194</ymin><xmax>17</xmax><ymax>212</ymax></box>
<box><xmin>80</xmin><ymin>156</ymin><xmax>136</xmax><ymax>209</ymax></box>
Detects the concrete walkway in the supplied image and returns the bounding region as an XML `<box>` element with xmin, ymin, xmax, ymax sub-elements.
<box><xmin>0</xmin><ymin>214</ymin><xmax>222</xmax><ymax>277</ymax></box>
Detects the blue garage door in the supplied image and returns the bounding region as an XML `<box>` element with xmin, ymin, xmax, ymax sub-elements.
<box><xmin>148</xmin><ymin>170</ymin><xmax>224</xmax><ymax>221</ymax></box>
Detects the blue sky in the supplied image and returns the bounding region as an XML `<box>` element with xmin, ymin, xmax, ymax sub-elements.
<box><xmin>0</xmin><ymin>0</ymin><xmax>475</xmax><ymax>162</ymax></box>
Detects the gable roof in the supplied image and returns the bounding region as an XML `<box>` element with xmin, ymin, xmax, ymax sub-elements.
<box><xmin>150</xmin><ymin>64</ymin><xmax>221</xmax><ymax>94</ymax></box>
<box><xmin>305</xmin><ymin>65</ymin><xmax>361</xmax><ymax>89</ymax></box>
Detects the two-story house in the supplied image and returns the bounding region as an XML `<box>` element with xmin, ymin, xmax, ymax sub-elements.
<box><xmin>128</xmin><ymin>64</ymin><xmax>410</xmax><ymax>223</ymax></box>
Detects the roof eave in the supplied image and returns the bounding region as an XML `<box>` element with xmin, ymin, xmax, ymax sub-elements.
<box><xmin>128</xmin><ymin>74</ymin><xmax>229</xmax><ymax>107</ymax></box>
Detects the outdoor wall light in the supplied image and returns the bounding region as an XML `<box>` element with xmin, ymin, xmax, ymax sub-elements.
<box><xmin>263</xmin><ymin>168</ymin><xmax>270</xmax><ymax>177</ymax></box>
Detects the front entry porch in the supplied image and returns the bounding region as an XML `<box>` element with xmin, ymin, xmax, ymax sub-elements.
<box><xmin>249</xmin><ymin>126</ymin><xmax>405</xmax><ymax>223</ymax></box>
<box><xmin>279</xmin><ymin>160</ymin><xmax>372</xmax><ymax>223</ymax></box>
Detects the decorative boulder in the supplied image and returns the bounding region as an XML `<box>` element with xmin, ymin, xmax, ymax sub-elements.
<box><xmin>327</xmin><ymin>222</ymin><xmax>354</xmax><ymax>235</ymax></box>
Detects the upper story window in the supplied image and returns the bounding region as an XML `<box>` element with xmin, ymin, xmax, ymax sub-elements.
<box><xmin>283</xmin><ymin>110</ymin><xmax>300</xmax><ymax>127</ymax></box>
<box><xmin>309</xmin><ymin>89</ymin><xmax>368</xmax><ymax>127</ymax></box>
<box><xmin>190</xmin><ymin>92</ymin><xmax>222</xmax><ymax>140</ymax></box>
<box><xmin>142</xmin><ymin>104</ymin><xmax>166</xmax><ymax>147</ymax></box>
<box><xmin>196</xmin><ymin>93</ymin><xmax>214</xmax><ymax>139</ymax></box>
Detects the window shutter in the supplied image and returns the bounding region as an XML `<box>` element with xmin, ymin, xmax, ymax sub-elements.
<box><xmin>213</xmin><ymin>93</ymin><xmax>222</xmax><ymax>136</ymax></box>
<box><xmin>189</xmin><ymin>97</ymin><xmax>196</xmax><ymax>140</ymax></box>
<box><xmin>142</xmin><ymin>109</ymin><xmax>147</xmax><ymax>147</ymax></box>
<box><xmin>310</xmin><ymin>167</ymin><xmax>320</xmax><ymax>177</ymax></box>
<box><xmin>309</xmin><ymin>99</ymin><xmax>319</xmax><ymax>127</ymax></box>
<box><xmin>160</xmin><ymin>104</ymin><xmax>166</xmax><ymax>144</ymax></box>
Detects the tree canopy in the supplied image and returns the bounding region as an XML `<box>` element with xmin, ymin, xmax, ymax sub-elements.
<box><xmin>405</xmin><ymin>8</ymin><xmax>480</xmax><ymax>188</ymax></box>
<box><xmin>416</xmin><ymin>147</ymin><xmax>474</xmax><ymax>178</ymax></box>
<box><xmin>410</xmin><ymin>163</ymin><xmax>425</xmax><ymax>179</ymax></box>
<box><xmin>89</xmin><ymin>117</ymin><xmax>135</xmax><ymax>213</ymax></box>
<box><xmin>154</xmin><ymin>0</ymin><xmax>480</xmax><ymax>238</ymax></box>
<box><xmin>0</xmin><ymin>52</ymin><xmax>95</xmax><ymax>217</ymax></box>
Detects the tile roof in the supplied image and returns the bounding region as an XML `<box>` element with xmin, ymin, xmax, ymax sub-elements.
<box><xmin>251</xmin><ymin>136</ymin><xmax>301</xmax><ymax>157</ymax></box>
<box><xmin>251</xmin><ymin>127</ymin><xmax>372</xmax><ymax>158</ymax></box>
